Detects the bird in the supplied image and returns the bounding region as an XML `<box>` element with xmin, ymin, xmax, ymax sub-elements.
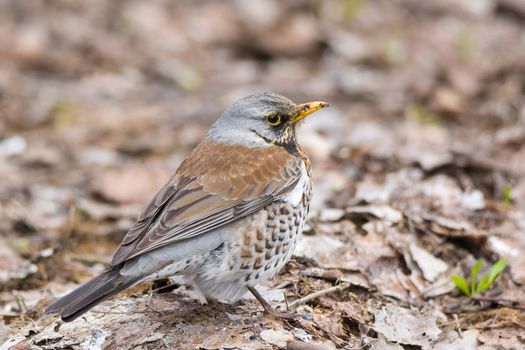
<box><xmin>44</xmin><ymin>92</ymin><xmax>328</xmax><ymax>322</ymax></box>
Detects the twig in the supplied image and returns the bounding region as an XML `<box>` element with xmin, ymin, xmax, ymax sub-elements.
<box><xmin>453</xmin><ymin>314</ymin><xmax>462</xmax><ymax>337</ymax></box>
<box><xmin>287</xmin><ymin>282</ymin><xmax>350</xmax><ymax>309</ymax></box>
<box><xmin>472</xmin><ymin>295</ymin><xmax>525</xmax><ymax>309</ymax></box>
<box><xmin>150</xmin><ymin>282</ymin><xmax>179</xmax><ymax>294</ymax></box>
<box><xmin>10</xmin><ymin>291</ymin><xmax>28</xmax><ymax>313</ymax></box>
<box><xmin>274</xmin><ymin>280</ymin><xmax>294</xmax><ymax>289</ymax></box>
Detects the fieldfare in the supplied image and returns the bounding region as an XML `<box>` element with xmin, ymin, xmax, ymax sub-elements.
<box><xmin>44</xmin><ymin>92</ymin><xmax>328</xmax><ymax>321</ymax></box>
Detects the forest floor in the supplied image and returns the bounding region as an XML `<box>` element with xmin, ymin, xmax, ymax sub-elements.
<box><xmin>1</xmin><ymin>1</ymin><xmax>525</xmax><ymax>349</ymax></box>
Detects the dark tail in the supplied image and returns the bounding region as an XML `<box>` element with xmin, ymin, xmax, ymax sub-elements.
<box><xmin>44</xmin><ymin>269</ymin><xmax>140</xmax><ymax>322</ymax></box>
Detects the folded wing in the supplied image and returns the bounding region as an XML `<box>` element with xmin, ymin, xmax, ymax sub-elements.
<box><xmin>111</xmin><ymin>141</ymin><xmax>303</xmax><ymax>266</ymax></box>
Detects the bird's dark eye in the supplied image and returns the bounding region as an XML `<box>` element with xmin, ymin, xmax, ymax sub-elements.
<box><xmin>265</xmin><ymin>113</ymin><xmax>281</xmax><ymax>126</ymax></box>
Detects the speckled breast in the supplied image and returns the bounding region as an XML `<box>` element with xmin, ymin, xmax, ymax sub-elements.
<box><xmin>239</xmin><ymin>172</ymin><xmax>312</xmax><ymax>285</ymax></box>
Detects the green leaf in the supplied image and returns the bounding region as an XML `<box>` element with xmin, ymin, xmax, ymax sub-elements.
<box><xmin>502</xmin><ymin>184</ymin><xmax>513</xmax><ymax>205</ymax></box>
<box><xmin>475</xmin><ymin>276</ymin><xmax>491</xmax><ymax>294</ymax></box>
<box><xmin>451</xmin><ymin>275</ymin><xmax>471</xmax><ymax>297</ymax></box>
<box><xmin>470</xmin><ymin>261</ymin><xmax>484</xmax><ymax>294</ymax></box>
<box><xmin>488</xmin><ymin>259</ymin><xmax>508</xmax><ymax>284</ymax></box>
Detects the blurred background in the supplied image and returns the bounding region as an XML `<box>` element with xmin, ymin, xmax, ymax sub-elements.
<box><xmin>1</xmin><ymin>0</ymin><xmax>525</xmax><ymax>348</ymax></box>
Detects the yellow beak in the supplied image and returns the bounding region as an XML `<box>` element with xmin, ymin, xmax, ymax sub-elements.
<box><xmin>291</xmin><ymin>101</ymin><xmax>329</xmax><ymax>123</ymax></box>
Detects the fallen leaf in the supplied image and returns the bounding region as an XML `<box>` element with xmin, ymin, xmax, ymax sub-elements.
<box><xmin>409</xmin><ymin>243</ymin><xmax>449</xmax><ymax>282</ymax></box>
<box><xmin>373</xmin><ymin>304</ymin><xmax>442</xmax><ymax>349</ymax></box>
<box><xmin>318</xmin><ymin>208</ymin><xmax>345</xmax><ymax>222</ymax></box>
<box><xmin>260</xmin><ymin>329</ymin><xmax>294</xmax><ymax>348</ymax></box>
<box><xmin>477</xmin><ymin>328</ymin><xmax>525</xmax><ymax>349</ymax></box>
<box><xmin>80</xmin><ymin>330</ymin><xmax>111</xmax><ymax>350</ymax></box>
<box><xmin>369</xmin><ymin>335</ymin><xmax>405</xmax><ymax>350</ymax></box>
<box><xmin>294</xmin><ymin>236</ymin><xmax>345</xmax><ymax>262</ymax></box>
<box><xmin>433</xmin><ymin>329</ymin><xmax>479</xmax><ymax>350</ymax></box>
<box><xmin>94</xmin><ymin>162</ymin><xmax>172</xmax><ymax>204</ymax></box>
<box><xmin>346</xmin><ymin>205</ymin><xmax>403</xmax><ymax>226</ymax></box>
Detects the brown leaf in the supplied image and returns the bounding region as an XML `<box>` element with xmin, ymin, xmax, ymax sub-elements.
<box><xmin>94</xmin><ymin>162</ymin><xmax>172</xmax><ymax>204</ymax></box>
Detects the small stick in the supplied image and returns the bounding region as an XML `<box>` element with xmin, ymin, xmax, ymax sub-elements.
<box><xmin>288</xmin><ymin>283</ymin><xmax>350</xmax><ymax>309</ymax></box>
<box><xmin>247</xmin><ymin>286</ymin><xmax>295</xmax><ymax>319</ymax></box>
<box><xmin>472</xmin><ymin>295</ymin><xmax>525</xmax><ymax>309</ymax></box>
<box><xmin>247</xmin><ymin>286</ymin><xmax>275</xmax><ymax>313</ymax></box>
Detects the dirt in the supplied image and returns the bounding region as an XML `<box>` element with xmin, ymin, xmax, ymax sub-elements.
<box><xmin>1</xmin><ymin>0</ymin><xmax>525</xmax><ymax>349</ymax></box>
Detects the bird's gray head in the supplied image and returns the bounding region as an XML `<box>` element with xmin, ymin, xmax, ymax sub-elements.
<box><xmin>208</xmin><ymin>92</ymin><xmax>328</xmax><ymax>150</ymax></box>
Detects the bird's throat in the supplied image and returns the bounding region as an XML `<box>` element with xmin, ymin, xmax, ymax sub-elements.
<box><xmin>251</xmin><ymin>128</ymin><xmax>303</xmax><ymax>158</ymax></box>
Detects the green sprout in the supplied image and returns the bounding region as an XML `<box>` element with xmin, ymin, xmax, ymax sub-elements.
<box><xmin>450</xmin><ymin>259</ymin><xmax>508</xmax><ymax>297</ymax></box>
<box><xmin>406</xmin><ymin>103</ymin><xmax>442</xmax><ymax>126</ymax></box>
<box><xmin>53</xmin><ymin>100</ymin><xmax>73</xmax><ymax>126</ymax></box>
<box><xmin>502</xmin><ymin>184</ymin><xmax>513</xmax><ymax>205</ymax></box>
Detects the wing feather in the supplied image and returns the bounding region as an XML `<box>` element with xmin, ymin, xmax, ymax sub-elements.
<box><xmin>110</xmin><ymin>141</ymin><xmax>304</xmax><ymax>266</ymax></box>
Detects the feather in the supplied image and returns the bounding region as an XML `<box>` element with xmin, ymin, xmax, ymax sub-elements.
<box><xmin>43</xmin><ymin>269</ymin><xmax>141</xmax><ymax>322</ymax></box>
<box><xmin>109</xmin><ymin>141</ymin><xmax>304</xmax><ymax>267</ymax></box>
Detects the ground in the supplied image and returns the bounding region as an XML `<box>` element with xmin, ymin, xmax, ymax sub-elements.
<box><xmin>1</xmin><ymin>1</ymin><xmax>525</xmax><ymax>349</ymax></box>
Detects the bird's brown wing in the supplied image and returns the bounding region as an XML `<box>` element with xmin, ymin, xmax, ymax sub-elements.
<box><xmin>110</xmin><ymin>141</ymin><xmax>304</xmax><ymax>266</ymax></box>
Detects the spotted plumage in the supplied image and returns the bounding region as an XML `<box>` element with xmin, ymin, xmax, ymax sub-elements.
<box><xmin>44</xmin><ymin>92</ymin><xmax>327</xmax><ymax>322</ymax></box>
